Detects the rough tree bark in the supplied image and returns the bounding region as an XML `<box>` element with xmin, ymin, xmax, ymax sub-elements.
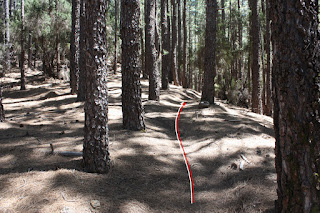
<box><xmin>161</xmin><ymin>0</ymin><xmax>170</xmax><ymax>90</ymax></box>
<box><xmin>120</xmin><ymin>0</ymin><xmax>145</xmax><ymax>131</ymax></box>
<box><xmin>177</xmin><ymin>0</ymin><xmax>182</xmax><ymax>84</ymax></box>
<box><xmin>77</xmin><ymin>0</ymin><xmax>86</xmax><ymax>101</ymax></box>
<box><xmin>146</xmin><ymin>0</ymin><xmax>160</xmax><ymax>100</ymax></box>
<box><xmin>249</xmin><ymin>0</ymin><xmax>261</xmax><ymax>113</ymax></box>
<box><xmin>182</xmin><ymin>0</ymin><xmax>187</xmax><ymax>88</ymax></box>
<box><xmin>83</xmin><ymin>0</ymin><xmax>111</xmax><ymax>174</ymax></box>
<box><xmin>20</xmin><ymin>0</ymin><xmax>26</xmax><ymax>90</ymax></box>
<box><xmin>70</xmin><ymin>0</ymin><xmax>80</xmax><ymax>94</ymax></box>
<box><xmin>265</xmin><ymin>0</ymin><xmax>271</xmax><ymax>116</ymax></box>
<box><xmin>271</xmin><ymin>0</ymin><xmax>320</xmax><ymax>212</ymax></box>
<box><xmin>113</xmin><ymin>0</ymin><xmax>118</xmax><ymax>74</ymax></box>
<box><xmin>201</xmin><ymin>0</ymin><xmax>217</xmax><ymax>104</ymax></box>
<box><xmin>171</xmin><ymin>0</ymin><xmax>179</xmax><ymax>85</ymax></box>
<box><xmin>3</xmin><ymin>0</ymin><xmax>10</xmax><ymax>77</ymax></box>
<box><xmin>55</xmin><ymin>0</ymin><xmax>60</xmax><ymax>77</ymax></box>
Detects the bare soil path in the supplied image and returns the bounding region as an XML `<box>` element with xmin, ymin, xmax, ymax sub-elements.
<box><xmin>0</xmin><ymin>68</ymin><xmax>276</xmax><ymax>212</ymax></box>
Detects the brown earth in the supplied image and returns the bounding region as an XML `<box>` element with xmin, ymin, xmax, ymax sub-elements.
<box><xmin>0</xmin><ymin>67</ymin><xmax>276</xmax><ymax>213</ymax></box>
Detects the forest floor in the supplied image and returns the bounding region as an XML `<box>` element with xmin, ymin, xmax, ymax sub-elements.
<box><xmin>0</xmin><ymin>67</ymin><xmax>276</xmax><ymax>213</ymax></box>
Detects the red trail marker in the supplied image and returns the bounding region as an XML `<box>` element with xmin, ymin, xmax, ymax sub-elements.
<box><xmin>175</xmin><ymin>102</ymin><xmax>195</xmax><ymax>204</ymax></box>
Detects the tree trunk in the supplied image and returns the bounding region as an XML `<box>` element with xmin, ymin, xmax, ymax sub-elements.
<box><xmin>55</xmin><ymin>0</ymin><xmax>60</xmax><ymax>77</ymax></box>
<box><xmin>20</xmin><ymin>0</ymin><xmax>26</xmax><ymax>90</ymax></box>
<box><xmin>146</xmin><ymin>0</ymin><xmax>160</xmax><ymax>100</ymax></box>
<box><xmin>27</xmin><ymin>31</ymin><xmax>32</xmax><ymax>69</ymax></box>
<box><xmin>77</xmin><ymin>0</ymin><xmax>86</xmax><ymax>101</ymax></box>
<box><xmin>271</xmin><ymin>0</ymin><xmax>320</xmax><ymax>212</ymax></box>
<box><xmin>177</xmin><ymin>0</ymin><xmax>182</xmax><ymax>84</ymax></box>
<box><xmin>0</xmin><ymin>85</ymin><xmax>4</xmax><ymax>122</ymax></box>
<box><xmin>187</xmin><ymin>3</ymin><xmax>192</xmax><ymax>88</ymax></box>
<box><xmin>201</xmin><ymin>0</ymin><xmax>217</xmax><ymax>104</ymax></box>
<box><xmin>113</xmin><ymin>0</ymin><xmax>118</xmax><ymax>74</ymax></box>
<box><xmin>70</xmin><ymin>0</ymin><xmax>80</xmax><ymax>94</ymax></box>
<box><xmin>265</xmin><ymin>0</ymin><xmax>271</xmax><ymax>116</ymax></box>
<box><xmin>249</xmin><ymin>0</ymin><xmax>261</xmax><ymax>113</ymax></box>
<box><xmin>182</xmin><ymin>0</ymin><xmax>187</xmax><ymax>88</ymax></box>
<box><xmin>3</xmin><ymin>0</ymin><xmax>10</xmax><ymax>77</ymax></box>
<box><xmin>221</xmin><ymin>0</ymin><xmax>225</xmax><ymax>36</ymax></box>
<box><xmin>161</xmin><ymin>0</ymin><xmax>170</xmax><ymax>90</ymax></box>
<box><xmin>121</xmin><ymin>0</ymin><xmax>145</xmax><ymax>131</ymax></box>
<box><xmin>171</xmin><ymin>0</ymin><xmax>179</xmax><ymax>85</ymax></box>
<box><xmin>83</xmin><ymin>0</ymin><xmax>111</xmax><ymax>174</ymax></box>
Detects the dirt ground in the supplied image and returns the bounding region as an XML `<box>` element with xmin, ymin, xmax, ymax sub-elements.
<box><xmin>0</xmin><ymin>67</ymin><xmax>276</xmax><ymax>213</ymax></box>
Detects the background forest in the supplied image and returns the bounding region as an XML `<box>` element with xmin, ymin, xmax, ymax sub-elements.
<box><xmin>0</xmin><ymin>0</ymin><xmax>271</xmax><ymax>114</ymax></box>
<box><xmin>0</xmin><ymin>0</ymin><xmax>319</xmax><ymax>212</ymax></box>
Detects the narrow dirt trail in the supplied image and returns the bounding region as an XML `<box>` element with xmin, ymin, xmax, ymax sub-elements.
<box><xmin>0</xmin><ymin>68</ymin><xmax>276</xmax><ymax>212</ymax></box>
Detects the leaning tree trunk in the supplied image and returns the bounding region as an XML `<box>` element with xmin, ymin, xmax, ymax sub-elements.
<box><xmin>161</xmin><ymin>0</ymin><xmax>170</xmax><ymax>90</ymax></box>
<box><xmin>70</xmin><ymin>0</ymin><xmax>80</xmax><ymax>94</ymax></box>
<box><xmin>77</xmin><ymin>0</ymin><xmax>86</xmax><ymax>101</ymax></box>
<box><xmin>20</xmin><ymin>0</ymin><xmax>26</xmax><ymax>90</ymax></box>
<box><xmin>271</xmin><ymin>0</ymin><xmax>320</xmax><ymax>212</ymax></box>
<box><xmin>121</xmin><ymin>0</ymin><xmax>145</xmax><ymax>131</ymax></box>
<box><xmin>201</xmin><ymin>0</ymin><xmax>217</xmax><ymax>104</ymax></box>
<box><xmin>146</xmin><ymin>0</ymin><xmax>160</xmax><ymax>101</ymax></box>
<box><xmin>83</xmin><ymin>0</ymin><xmax>111</xmax><ymax>174</ymax></box>
<box><xmin>249</xmin><ymin>0</ymin><xmax>261</xmax><ymax>113</ymax></box>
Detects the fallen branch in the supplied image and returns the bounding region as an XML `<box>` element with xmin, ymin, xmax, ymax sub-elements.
<box><xmin>61</xmin><ymin>192</ymin><xmax>77</xmax><ymax>202</ymax></box>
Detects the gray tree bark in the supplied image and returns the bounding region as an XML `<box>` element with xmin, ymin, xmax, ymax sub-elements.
<box><xmin>83</xmin><ymin>0</ymin><xmax>111</xmax><ymax>174</ymax></box>
<box><xmin>121</xmin><ymin>0</ymin><xmax>145</xmax><ymax>131</ymax></box>
<box><xmin>201</xmin><ymin>0</ymin><xmax>217</xmax><ymax>104</ymax></box>
<box><xmin>271</xmin><ymin>0</ymin><xmax>320</xmax><ymax>212</ymax></box>
<box><xmin>146</xmin><ymin>0</ymin><xmax>160</xmax><ymax>100</ymax></box>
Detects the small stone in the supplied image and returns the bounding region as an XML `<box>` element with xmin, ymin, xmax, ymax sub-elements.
<box><xmin>199</xmin><ymin>101</ymin><xmax>210</xmax><ymax>108</ymax></box>
<box><xmin>256</xmin><ymin>149</ymin><xmax>262</xmax><ymax>155</ymax></box>
<box><xmin>90</xmin><ymin>200</ymin><xmax>101</xmax><ymax>209</ymax></box>
<box><xmin>59</xmin><ymin>131</ymin><xmax>65</xmax><ymax>135</ymax></box>
<box><xmin>266</xmin><ymin>154</ymin><xmax>270</xmax><ymax>158</ymax></box>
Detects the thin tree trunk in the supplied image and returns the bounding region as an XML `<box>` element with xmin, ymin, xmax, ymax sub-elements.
<box><xmin>271</xmin><ymin>1</ymin><xmax>320</xmax><ymax>212</ymax></box>
<box><xmin>171</xmin><ymin>0</ymin><xmax>179</xmax><ymax>85</ymax></box>
<box><xmin>55</xmin><ymin>0</ymin><xmax>60</xmax><ymax>77</ymax></box>
<box><xmin>188</xmin><ymin>2</ymin><xmax>192</xmax><ymax>89</ymax></box>
<box><xmin>70</xmin><ymin>0</ymin><xmax>80</xmax><ymax>94</ymax></box>
<box><xmin>146</xmin><ymin>0</ymin><xmax>160</xmax><ymax>100</ymax></box>
<box><xmin>113</xmin><ymin>0</ymin><xmax>118</xmax><ymax>74</ymax></box>
<box><xmin>177</xmin><ymin>0</ymin><xmax>182</xmax><ymax>84</ymax></box>
<box><xmin>121</xmin><ymin>0</ymin><xmax>145</xmax><ymax>131</ymax></box>
<box><xmin>27</xmin><ymin>31</ymin><xmax>32</xmax><ymax>69</ymax></box>
<box><xmin>161</xmin><ymin>0</ymin><xmax>170</xmax><ymax>90</ymax></box>
<box><xmin>265</xmin><ymin>0</ymin><xmax>271</xmax><ymax>116</ymax></box>
<box><xmin>20</xmin><ymin>0</ymin><xmax>26</xmax><ymax>90</ymax></box>
<box><xmin>201</xmin><ymin>0</ymin><xmax>217</xmax><ymax>104</ymax></box>
<box><xmin>3</xmin><ymin>0</ymin><xmax>10</xmax><ymax>77</ymax></box>
<box><xmin>249</xmin><ymin>0</ymin><xmax>261</xmax><ymax>113</ymax></box>
<box><xmin>182</xmin><ymin>0</ymin><xmax>187</xmax><ymax>88</ymax></box>
<box><xmin>77</xmin><ymin>0</ymin><xmax>86</xmax><ymax>101</ymax></box>
<box><xmin>83</xmin><ymin>0</ymin><xmax>111</xmax><ymax>174</ymax></box>
<box><xmin>0</xmin><ymin>85</ymin><xmax>4</xmax><ymax>122</ymax></box>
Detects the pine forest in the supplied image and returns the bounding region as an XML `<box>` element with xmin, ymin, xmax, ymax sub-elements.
<box><xmin>0</xmin><ymin>0</ymin><xmax>319</xmax><ymax>212</ymax></box>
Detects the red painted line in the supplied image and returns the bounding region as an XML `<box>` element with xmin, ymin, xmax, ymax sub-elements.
<box><xmin>175</xmin><ymin>102</ymin><xmax>195</xmax><ymax>204</ymax></box>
